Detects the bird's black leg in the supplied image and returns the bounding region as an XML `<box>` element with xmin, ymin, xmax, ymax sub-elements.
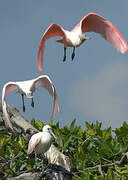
<box><xmin>35</xmin><ymin>152</ymin><xmax>38</xmax><ymax>167</ymax></box>
<box><xmin>41</xmin><ymin>154</ymin><xmax>45</xmax><ymax>172</ymax></box>
<box><xmin>21</xmin><ymin>94</ymin><xmax>25</xmax><ymax>112</ymax></box>
<box><xmin>34</xmin><ymin>152</ymin><xmax>39</xmax><ymax>170</ymax></box>
<box><xmin>63</xmin><ymin>47</ymin><xmax>66</xmax><ymax>62</ymax></box>
<box><xmin>31</xmin><ymin>98</ymin><xmax>34</xmax><ymax>108</ymax></box>
<box><xmin>71</xmin><ymin>47</ymin><xmax>75</xmax><ymax>60</ymax></box>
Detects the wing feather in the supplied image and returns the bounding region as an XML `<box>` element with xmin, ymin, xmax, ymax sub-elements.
<box><xmin>38</xmin><ymin>23</ymin><xmax>65</xmax><ymax>73</ymax></box>
<box><xmin>73</xmin><ymin>12</ymin><xmax>128</xmax><ymax>53</ymax></box>
<box><xmin>34</xmin><ymin>75</ymin><xmax>60</xmax><ymax>118</ymax></box>
<box><xmin>2</xmin><ymin>82</ymin><xmax>19</xmax><ymax>130</ymax></box>
<box><xmin>27</xmin><ymin>134</ymin><xmax>41</xmax><ymax>154</ymax></box>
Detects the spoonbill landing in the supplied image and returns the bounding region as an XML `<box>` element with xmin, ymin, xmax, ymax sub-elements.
<box><xmin>2</xmin><ymin>75</ymin><xmax>60</xmax><ymax>130</ymax></box>
<box><xmin>38</xmin><ymin>12</ymin><xmax>128</xmax><ymax>73</ymax></box>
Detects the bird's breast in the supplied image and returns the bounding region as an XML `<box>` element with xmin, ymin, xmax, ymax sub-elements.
<box><xmin>65</xmin><ymin>31</ymin><xmax>83</xmax><ymax>47</ymax></box>
<box><xmin>35</xmin><ymin>134</ymin><xmax>52</xmax><ymax>154</ymax></box>
<box><xmin>18</xmin><ymin>88</ymin><xmax>25</xmax><ymax>95</ymax></box>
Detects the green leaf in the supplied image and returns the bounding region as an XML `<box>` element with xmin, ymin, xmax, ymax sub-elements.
<box><xmin>70</xmin><ymin>119</ymin><xmax>76</xmax><ymax>130</ymax></box>
<box><xmin>35</xmin><ymin>120</ymin><xmax>43</xmax><ymax>131</ymax></box>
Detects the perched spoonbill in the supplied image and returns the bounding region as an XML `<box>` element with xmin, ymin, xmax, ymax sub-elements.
<box><xmin>38</xmin><ymin>12</ymin><xmax>128</xmax><ymax>73</ymax></box>
<box><xmin>27</xmin><ymin>125</ymin><xmax>56</xmax><ymax>155</ymax></box>
<box><xmin>2</xmin><ymin>75</ymin><xmax>60</xmax><ymax>130</ymax></box>
<box><xmin>27</xmin><ymin>125</ymin><xmax>56</xmax><ymax>167</ymax></box>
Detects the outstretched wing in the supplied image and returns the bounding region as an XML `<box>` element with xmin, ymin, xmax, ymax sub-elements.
<box><xmin>27</xmin><ymin>133</ymin><xmax>42</xmax><ymax>154</ymax></box>
<box><xmin>52</xmin><ymin>86</ymin><xmax>60</xmax><ymax>118</ymax></box>
<box><xmin>38</xmin><ymin>23</ymin><xmax>65</xmax><ymax>73</ymax></box>
<box><xmin>34</xmin><ymin>75</ymin><xmax>60</xmax><ymax>118</ymax></box>
<box><xmin>73</xmin><ymin>12</ymin><xmax>128</xmax><ymax>53</ymax></box>
<box><xmin>2</xmin><ymin>82</ymin><xmax>19</xmax><ymax>130</ymax></box>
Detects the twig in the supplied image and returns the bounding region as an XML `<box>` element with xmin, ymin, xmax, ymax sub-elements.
<box><xmin>0</xmin><ymin>152</ymin><xmax>22</xmax><ymax>173</ymax></box>
<box><xmin>102</xmin><ymin>157</ymin><xmax>112</xmax><ymax>163</ymax></box>
<box><xmin>85</xmin><ymin>151</ymin><xmax>128</xmax><ymax>176</ymax></box>
<box><xmin>81</xmin><ymin>136</ymin><xmax>91</xmax><ymax>146</ymax></box>
<box><xmin>113</xmin><ymin>170</ymin><xmax>123</xmax><ymax>179</ymax></box>
<box><xmin>85</xmin><ymin>163</ymin><xmax>114</xmax><ymax>171</ymax></box>
<box><xmin>116</xmin><ymin>152</ymin><xmax>128</xmax><ymax>166</ymax></box>
<box><xmin>98</xmin><ymin>164</ymin><xmax>104</xmax><ymax>177</ymax></box>
<box><xmin>9</xmin><ymin>166</ymin><xmax>17</xmax><ymax>176</ymax></box>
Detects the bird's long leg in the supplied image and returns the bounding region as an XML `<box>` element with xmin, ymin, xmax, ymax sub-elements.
<box><xmin>63</xmin><ymin>47</ymin><xmax>66</xmax><ymax>62</ymax></box>
<box><xmin>21</xmin><ymin>94</ymin><xmax>25</xmax><ymax>112</ymax></box>
<box><xmin>31</xmin><ymin>98</ymin><xmax>34</xmax><ymax>108</ymax></box>
<box><xmin>71</xmin><ymin>47</ymin><xmax>75</xmax><ymax>60</ymax></box>
<box><xmin>42</xmin><ymin>157</ymin><xmax>44</xmax><ymax>172</ymax></box>
<box><xmin>34</xmin><ymin>152</ymin><xmax>39</xmax><ymax>171</ymax></box>
<box><xmin>35</xmin><ymin>152</ymin><xmax>38</xmax><ymax>166</ymax></box>
<box><xmin>41</xmin><ymin>154</ymin><xmax>45</xmax><ymax>172</ymax></box>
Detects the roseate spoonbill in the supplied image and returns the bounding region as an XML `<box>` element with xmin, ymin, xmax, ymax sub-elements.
<box><xmin>27</xmin><ymin>125</ymin><xmax>55</xmax><ymax>155</ymax></box>
<box><xmin>27</xmin><ymin>125</ymin><xmax>56</xmax><ymax>167</ymax></box>
<box><xmin>2</xmin><ymin>75</ymin><xmax>60</xmax><ymax>130</ymax></box>
<box><xmin>38</xmin><ymin>12</ymin><xmax>128</xmax><ymax>73</ymax></box>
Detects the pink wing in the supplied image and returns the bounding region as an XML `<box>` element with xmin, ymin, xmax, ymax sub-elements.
<box><xmin>2</xmin><ymin>82</ymin><xmax>18</xmax><ymax>130</ymax></box>
<box><xmin>34</xmin><ymin>75</ymin><xmax>60</xmax><ymax>118</ymax></box>
<box><xmin>27</xmin><ymin>133</ymin><xmax>41</xmax><ymax>154</ymax></box>
<box><xmin>52</xmin><ymin>87</ymin><xmax>60</xmax><ymax>118</ymax></box>
<box><xmin>73</xmin><ymin>12</ymin><xmax>128</xmax><ymax>53</ymax></box>
<box><xmin>38</xmin><ymin>23</ymin><xmax>65</xmax><ymax>73</ymax></box>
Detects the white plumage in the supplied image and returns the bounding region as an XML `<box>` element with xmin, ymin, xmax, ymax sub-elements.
<box><xmin>2</xmin><ymin>75</ymin><xmax>60</xmax><ymax>130</ymax></box>
<box><xmin>27</xmin><ymin>125</ymin><xmax>55</xmax><ymax>155</ymax></box>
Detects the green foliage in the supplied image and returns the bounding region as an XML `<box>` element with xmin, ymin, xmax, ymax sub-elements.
<box><xmin>0</xmin><ymin>119</ymin><xmax>128</xmax><ymax>179</ymax></box>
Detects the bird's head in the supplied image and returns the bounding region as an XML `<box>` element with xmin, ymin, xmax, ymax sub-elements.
<box><xmin>26</xmin><ymin>92</ymin><xmax>34</xmax><ymax>99</ymax></box>
<box><xmin>81</xmin><ymin>34</ymin><xmax>91</xmax><ymax>43</ymax></box>
<box><xmin>43</xmin><ymin>125</ymin><xmax>57</xmax><ymax>139</ymax></box>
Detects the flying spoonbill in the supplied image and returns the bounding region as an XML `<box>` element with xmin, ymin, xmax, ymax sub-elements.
<box><xmin>38</xmin><ymin>12</ymin><xmax>128</xmax><ymax>73</ymax></box>
<box><xmin>2</xmin><ymin>75</ymin><xmax>60</xmax><ymax>130</ymax></box>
